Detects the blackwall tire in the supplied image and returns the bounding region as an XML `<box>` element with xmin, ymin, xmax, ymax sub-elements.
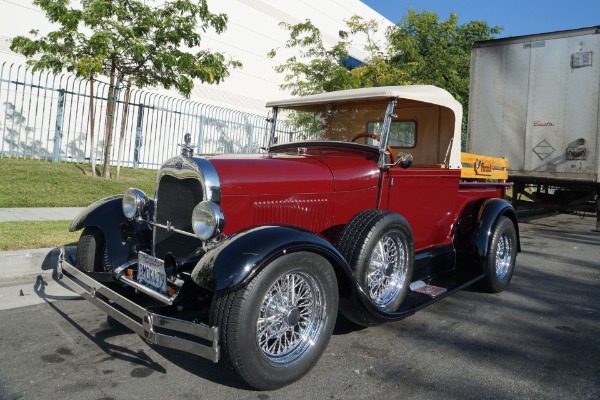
<box><xmin>209</xmin><ymin>252</ymin><xmax>338</xmax><ymax>390</ymax></box>
<box><xmin>481</xmin><ymin>216</ymin><xmax>517</xmax><ymax>293</ymax></box>
<box><xmin>337</xmin><ymin>210</ymin><xmax>414</xmax><ymax>314</ymax></box>
<box><xmin>76</xmin><ymin>228</ymin><xmax>108</xmax><ymax>272</ymax></box>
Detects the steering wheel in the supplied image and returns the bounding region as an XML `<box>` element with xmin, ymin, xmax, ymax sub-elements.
<box><xmin>350</xmin><ymin>133</ymin><xmax>395</xmax><ymax>164</ymax></box>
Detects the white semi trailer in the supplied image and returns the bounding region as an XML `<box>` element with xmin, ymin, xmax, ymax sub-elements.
<box><xmin>467</xmin><ymin>26</ymin><xmax>600</xmax><ymax>229</ymax></box>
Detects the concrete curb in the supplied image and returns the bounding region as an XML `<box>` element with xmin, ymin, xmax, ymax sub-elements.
<box><xmin>0</xmin><ymin>246</ymin><xmax>76</xmax><ymax>284</ymax></box>
<box><xmin>0</xmin><ymin>208</ymin><xmax>82</xmax><ymax>284</ymax></box>
<box><xmin>0</xmin><ymin>207</ymin><xmax>84</xmax><ymax>223</ymax></box>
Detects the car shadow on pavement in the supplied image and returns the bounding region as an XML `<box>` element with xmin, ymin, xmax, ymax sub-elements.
<box><xmin>333</xmin><ymin>312</ymin><xmax>367</xmax><ymax>335</ymax></box>
<box><xmin>40</xmin><ymin>246</ymin><xmax>77</xmax><ymax>275</ymax></box>
<box><xmin>33</xmin><ymin>267</ymin><xmax>251</xmax><ymax>390</ymax></box>
<box><xmin>151</xmin><ymin>345</ymin><xmax>251</xmax><ymax>389</ymax></box>
<box><xmin>32</xmin><ymin>273</ymin><xmax>167</xmax><ymax>375</ymax></box>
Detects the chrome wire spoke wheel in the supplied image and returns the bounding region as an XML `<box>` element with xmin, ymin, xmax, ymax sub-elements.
<box><xmin>256</xmin><ymin>271</ymin><xmax>324</xmax><ymax>366</ymax></box>
<box><xmin>495</xmin><ymin>233</ymin><xmax>512</xmax><ymax>279</ymax></box>
<box><xmin>367</xmin><ymin>232</ymin><xmax>407</xmax><ymax>308</ymax></box>
<box><xmin>211</xmin><ymin>252</ymin><xmax>338</xmax><ymax>390</ymax></box>
<box><xmin>481</xmin><ymin>216</ymin><xmax>517</xmax><ymax>293</ymax></box>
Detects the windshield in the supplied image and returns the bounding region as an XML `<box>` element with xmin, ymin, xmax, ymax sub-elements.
<box><xmin>271</xmin><ymin>104</ymin><xmax>390</xmax><ymax>147</ymax></box>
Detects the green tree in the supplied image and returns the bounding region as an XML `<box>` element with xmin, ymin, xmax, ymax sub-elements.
<box><xmin>387</xmin><ymin>9</ymin><xmax>501</xmax><ymax>121</ymax></box>
<box><xmin>268</xmin><ymin>19</ymin><xmax>354</xmax><ymax>96</ymax></box>
<box><xmin>269</xmin><ymin>11</ymin><xmax>500</xmax><ymax>135</ymax></box>
<box><xmin>268</xmin><ymin>16</ymin><xmax>409</xmax><ymax>96</ymax></box>
<box><xmin>11</xmin><ymin>0</ymin><xmax>241</xmax><ymax>178</ymax></box>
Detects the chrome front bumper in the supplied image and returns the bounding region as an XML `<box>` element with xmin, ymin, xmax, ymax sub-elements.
<box><xmin>57</xmin><ymin>248</ymin><xmax>219</xmax><ymax>362</ymax></box>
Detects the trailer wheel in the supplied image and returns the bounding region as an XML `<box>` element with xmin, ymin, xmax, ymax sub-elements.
<box><xmin>209</xmin><ymin>252</ymin><xmax>338</xmax><ymax>390</ymax></box>
<box><xmin>481</xmin><ymin>216</ymin><xmax>517</xmax><ymax>292</ymax></box>
<box><xmin>337</xmin><ymin>210</ymin><xmax>414</xmax><ymax>313</ymax></box>
<box><xmin>76</xmin><ymin>227</ymin><xmax>109</xmax><ymax>272</ymax></box>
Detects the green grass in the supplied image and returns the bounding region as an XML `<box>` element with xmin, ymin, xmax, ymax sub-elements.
<box><xmin>0</xmin><ymin>157</ymin><xmax>157</xmax><ymax>207</ymax></box>
<box><xmin>0</xmin><ymin>157</ymin><xmax>158</xmax><ymax>250</ymax></box>
<box><xmin>0</xmin><ymin>220</ymin><xmax>80</xmax><ymax>251</ymax></box>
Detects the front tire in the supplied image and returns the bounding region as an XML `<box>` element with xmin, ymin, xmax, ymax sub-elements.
<box><xmin>481</xmin><ymin>216</ymin><xmax>517</xmax><ymax>292</ymax></box>
<box><xmin>76</xmin><ymin>227</ymin><xmax>108</xmax><ymax>272</ymax></box>
<box><xmin>209</xmin><ymin>252</ymin><xmax>338</xmax><ymax>390</ymax></box>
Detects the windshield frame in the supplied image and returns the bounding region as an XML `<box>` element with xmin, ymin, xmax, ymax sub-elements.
<box><xmin>268</xmin><ymin>98</ymin><xmax>397</xmax><ymax>168</ymax></box>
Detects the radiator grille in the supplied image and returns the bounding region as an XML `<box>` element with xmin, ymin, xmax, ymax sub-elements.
<box><xmin>154</xmin><ymin>175</ymin><xmax>204</xmax><ymax>259</ymax></box>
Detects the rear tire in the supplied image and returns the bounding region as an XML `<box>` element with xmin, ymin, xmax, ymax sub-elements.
<box><xmin>481</xmin><ymin>216</ymin><xmax>517</xmax><ymax>292</ymax></box>
<box><xmin>209</xmin><ymin>252</ymin><xmax>338</xmax><ymax>390</ymax></box>
<box><xmin>76</xmin><ymin>227</ymin><xmax>108</xmax><ymax>272</ymax></box>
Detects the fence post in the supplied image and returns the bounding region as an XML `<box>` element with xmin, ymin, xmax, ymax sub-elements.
<box><xmin>197</xmin><ymin>115</ymin><xmax>204</xmax><ymax>154</ymax></box>
<box><xmin>52</xmin><ymin>89</ymin><xmax>66</xmax><ymax>162</ymax></box>
<box><xmin>134</xmin><ymin>103</ymin><xmax>144</xmax><ymax>169</ymax></box>
<box><xmin>246</xmin><ymin>121</ymin><xmax>254</xmax><ymax>153</ymax></box>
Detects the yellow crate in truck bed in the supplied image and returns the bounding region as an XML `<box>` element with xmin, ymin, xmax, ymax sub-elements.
<box><xmin>461</xmin><ymin>152</ymin><xmax>508</xmax><ymax>182</ymax></box>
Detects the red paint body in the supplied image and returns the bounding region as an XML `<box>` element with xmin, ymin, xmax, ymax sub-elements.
<box><xmin>206</xmin><ymin>145</ymin><xmax>508</xmax><ymax>251</ymax></box>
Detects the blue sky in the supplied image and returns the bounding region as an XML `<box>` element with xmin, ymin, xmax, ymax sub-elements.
<box><xmin>361</xmin><ymin>0</ymin><xmax>600</xmax><ymax>37</ymax></box>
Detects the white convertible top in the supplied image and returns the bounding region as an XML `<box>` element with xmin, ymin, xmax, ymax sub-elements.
<box><xmin>266</xmin><ymin>85</ymin><xmax>461</xmax><ymax>118</ymax></box>
<box><xmin>266</xmin><ymin>85</ymin><xmax>464</xmax><ymax>169</ymax></box>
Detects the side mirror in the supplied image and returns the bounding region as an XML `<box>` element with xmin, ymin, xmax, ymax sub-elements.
<box><xmin>396</xmin><ymin>152</ymin><xmax>413</xmax><ymax>169</ymax></box>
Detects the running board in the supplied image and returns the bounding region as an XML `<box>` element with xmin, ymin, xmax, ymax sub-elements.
<box><xmin>394</xmin><ymin>272</ymin><xmax>486</xmax><ymax>315</ymax></box>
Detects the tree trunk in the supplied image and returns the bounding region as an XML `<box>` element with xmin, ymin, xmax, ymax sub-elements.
<box><xmin>89</xmin><ymin>73</ymin><xmax>96</xmax><ymax>177</ymax></box>
<box><xmin>102</xmin><ymin>59</ymin><xmax>118</xmax><ymax>178</ymax></box>
<box><xmin>116</xmin><ymin>82</ymin><xmax>131</xmax><ymax>179</ymax></box>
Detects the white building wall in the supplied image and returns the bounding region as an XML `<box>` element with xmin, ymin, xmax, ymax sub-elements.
<box><xmin>0</xmin><ymin>0</ymin><xmax>394</xmax><ymax>114</ymax></box>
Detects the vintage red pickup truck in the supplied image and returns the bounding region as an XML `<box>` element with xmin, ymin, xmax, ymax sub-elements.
<box><xmin>58</xmin><ymin>85</ymin><xmax>520</xmax><ymax>390</ymax></box>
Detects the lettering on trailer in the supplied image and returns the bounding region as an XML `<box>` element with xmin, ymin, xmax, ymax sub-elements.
<box><xmin>533</xmin><ymin>121</ymin><xmax>554</xmax><ymax>127</ymax></box>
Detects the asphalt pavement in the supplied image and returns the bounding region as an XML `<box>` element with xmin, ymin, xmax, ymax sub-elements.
<box><xmin>0</xmin><ymin>211</ymin><xmax>598</xmax><ymax>399</ymax></box>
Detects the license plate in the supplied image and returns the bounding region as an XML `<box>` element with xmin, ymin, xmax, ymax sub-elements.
<box><xmin>137</xmin><ymin>252</ymin><xmax>167</xmax><ymax>294</ymax></box>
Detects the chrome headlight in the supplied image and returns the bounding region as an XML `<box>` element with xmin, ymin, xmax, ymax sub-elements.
<box><xmin>192</xmin><ymin>201</ymin><xmax>225</xmax><ymax>240</ymax></box>
<box><xmin>122</xmin><ymin>188</ymin><xmax>148</xmax><ymax>219</ymax></box>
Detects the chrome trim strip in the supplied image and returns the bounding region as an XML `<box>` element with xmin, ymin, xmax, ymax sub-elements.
<box><xmin>112</xmin><ymin>260</ymin><xmax>137</xmax><ymax>277</ymax></box>
<box><xmin>379</xmin><ymin>99</ymin><xmax>397</xmax><ymax>168</ymax></box>
<box><xmin>57</xmin><ymin>249</ymin><xmax>219</xmax><ymax>363</ymax></box>
<box><xmin>194</xmin><ymin>157</ymin><xmax>221</xmax><ymax>204</ymax></box>
<box><xmin>142</xmin><ymin>314</ymin><xmax>219</xmax><ymax>360</ymax></box>
<box><xmin>269</xmin><ymin>107</ymin><xmax>278</xmax><ymax>147</ymax></box>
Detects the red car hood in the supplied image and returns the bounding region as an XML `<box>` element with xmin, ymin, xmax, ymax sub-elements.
<box><xmin>205</xmin><ymin>153</ymin><xmax>379</xmax><ymax>196</ymax></box>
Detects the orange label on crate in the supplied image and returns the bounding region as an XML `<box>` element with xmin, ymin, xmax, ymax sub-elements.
<box><xmin>475</xmin><ymin>159</ymin><xmax>493</xmax><ymax>176</ymax></box>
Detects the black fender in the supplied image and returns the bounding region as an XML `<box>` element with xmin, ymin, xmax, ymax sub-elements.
<box><xmin>70</xmin><ymin>195</ymin><xmax>154</xmax><ymax>269</ymax></box>
<box><xmin>190</xmin><ymin>224</ymin><xmax>431</xmax><ymax>325</ymax></box>
<box><xmin>191</xmin><ymin>225</ymin><xmax>356</xmax><ymax>294</ymax></box>
<box><xmin>337</xmin><ymin>199</ymin><xmax>523</xmax><ymax>326</ymax></box>
<box><xmin>456</xmin><ymin>198</ymin><xmax>520</xmax><ymax>270</ymax></box>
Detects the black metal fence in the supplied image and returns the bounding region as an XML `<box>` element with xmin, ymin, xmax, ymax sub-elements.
<box><xmin>0</xmin><ymin>61</ymin><xmax>281</xmax><ymax>169</ymax></box>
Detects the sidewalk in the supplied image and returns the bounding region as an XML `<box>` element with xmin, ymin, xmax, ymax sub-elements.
<box><xmin>0</xmin><ymin>207</ymin><xmax>84</xmax><ymax>223</ymax></box>
<box><xmin>0</xmin><ymin>208</ymin><xmax>83</xmax><ymax>284</ymax></box>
